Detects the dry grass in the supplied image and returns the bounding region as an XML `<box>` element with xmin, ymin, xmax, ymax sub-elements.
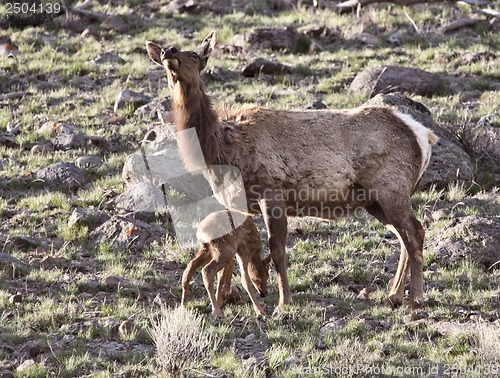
<box><xmin>149</xmin><ymin>305</ymin><xmax>220</xmax><ymax>377</ymax></box>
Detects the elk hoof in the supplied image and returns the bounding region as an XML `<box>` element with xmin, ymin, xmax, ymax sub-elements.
<box><xmin>386</xmin><ymin>295</ymin><xmax>403</xmax><ymax>308</ymax></box>
<box><xmin>407</xmin><ymin>298</ymin><xmax>425</xmax><ymax>310</ymax></box>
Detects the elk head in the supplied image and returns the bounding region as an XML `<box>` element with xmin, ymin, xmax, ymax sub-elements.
<box><xmin>248</xmin><ymin>254</ymin><xmax>272</xmax><ymax>298</ymax></box>
<box><xmin>146</xmin><ymin>31</ymin><xmax>217</xmax><ymax>90</ymax></box>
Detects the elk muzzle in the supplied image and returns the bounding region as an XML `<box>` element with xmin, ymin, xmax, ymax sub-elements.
<box><xmin>162</xmin><ymin>47</ymin><xmax>179</xmax><ymax>70</ymax></box>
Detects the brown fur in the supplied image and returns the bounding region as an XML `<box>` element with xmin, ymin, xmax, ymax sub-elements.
<box><xmin>181</xmin><ymin>211</ymin><xmax>271</xmax><ymax>317</ymax></box>
<box><xmin>147</xmin><ymin>32</ymin><xmax>438</xmax><ymax>310</ymax></box>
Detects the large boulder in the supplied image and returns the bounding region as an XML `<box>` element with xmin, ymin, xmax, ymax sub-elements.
<box><xmin>426</xmin><ymin>215</ymin><xmax>500</xmax><ymax>269</ymax></box>
<box><xmin>362</xmin><ymin>93</ymin><xmax>474</xmax><ymax>189</ymax></box>
<box><xmin>89</xmin><ymin>215</ymin><xmax>167</xmax><ymax>251</ymax></box>
<box><xmin>350</xmin><ymin>66</ymin><xmax>446</xmax><ymax>97</ymax></box>
<box><xmin>243</xmin><ymin>26</ymin><xmax>310</xmax><ymax>53</ymax></box>
<box><xmin>35</xmin><ymin>162</ymin><xmax>86</xmax><ymax>191</ymax></box>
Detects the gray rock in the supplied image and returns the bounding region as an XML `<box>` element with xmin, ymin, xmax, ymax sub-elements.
<box><xmin>0</xmin><ymin>252</ymin><xmax>30</xmax><ymax>274</ymax></box>
<box><xmin>283</xmin><ymin>356</ymin><xmax>300</xmax><ymax>367</ymax></box>
<box><xmin>102</xmin><ymin>275</ymin><xmax>132</xmax><ymax>289</ymax></box>
<box><xmin>362</xmin><ymin>93</ymin><xmax>474</xmax><ymax>189</ymax></box>
<box><xmin>37</xmin><ymin>120</ymin><xmax>59</xmax><ymax>135</ymax></box>
<box><xmin>426</xmin><ymin>215</ymin><xmax>500</xmax><ymax>268</ymax></box>
<box><xmin>9</xmin><ymin>293</ymin><xmax>22</xmax><ymax>304</ymax></box>
<box><xmin>0</xmin><ymin>370</ymin><xmax>14</xmax><ymax>378</ymax></box>
<box><xmin>100</xmin><ymin>15</ymin><xmax>128</xmax><ymax>32</ymax></box>
<box><xmin>52</xmin><ymin>130</ymin><xmax>86</xmax><ymax>150</ymax></box>
<box><xmin>134</xmin><ymin>98</ymin><xmax>171</xmax><ymax>120</ymax></box>
<box><xmin>0</xmin><ymin>133</ymin><xmax>17</xmax><ymax>148</ymax></box>
<box><xmin>16</xmin><ymin>360</ymin><xmax>35</xmax><ymax>373</ymax></box>
<box><xmin>350</xmin><ymin>66</ymin><xmax>446</xmax><ymax>97</ymax></box>
<box><xmin>116</xmin><ymin>182</ymin><xmax>167</xmax><ymax>213</ymax></box>
<box><xmin>114</xmin><ymin>89</ymin><xmax>151</xmax><ymax>113</ymax></box>
<box><xmin>40</xmin><ymin>256</ymin><xmax>68</xmax><ymax>269</ymax></box>
<box><xmin>30</xmin><ymin>143</ymin><xmax>54</xmax><ymax>154</ymax></box>
<box><xmin>89</xmin><ymin>215</ymin><xmax>167</xmax><ymax>251</ymax></box>
<box><xmin>76</xmin><ymin>156</ymin><xmax>103</xmax><ymax>170</ymax></box>
<box><xmin>242</xmin><ymin>58</ymin><xmax>292</xmax><ymax>77</ymax></box>
<box><xmin>94</xmin><ymin>52</ymin><xmax>125</xmax><ymax>65</ymax></box>
<box><xmin>35</xmin><ymin>162</ymin><xmax>86</xmax><ymax>191</ymax></box>
<box><xmin>68</xmin><ymin>207</ymin><xmax>109</xmax><ymax>228</ymax></box>
<box><xmin>245</xmin><ymin>26</ymin><xmax>308</xmax><ymax>53</ymax></box>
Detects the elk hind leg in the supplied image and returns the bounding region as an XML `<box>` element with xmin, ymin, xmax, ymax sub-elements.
<box><xmin>367</xmin><ymin>201</ymin><xmax>424</xmax><ymax>308</ymax></box>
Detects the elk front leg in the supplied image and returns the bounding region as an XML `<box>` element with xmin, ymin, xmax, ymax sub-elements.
<box><xmin>259</xmin><ymin>193</ymin><xmax>291</xmax><ymax>308</ymax></box>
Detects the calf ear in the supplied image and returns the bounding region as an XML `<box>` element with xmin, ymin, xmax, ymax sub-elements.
<box><xmin>199</xmin><ymin>30</ymin><xmax>216</xmax><ymax>70</ymax></box>
<box><xmin>146</xmin><ymin>41</ymin><xmax>163</xmax><ymax>66</ymax></box>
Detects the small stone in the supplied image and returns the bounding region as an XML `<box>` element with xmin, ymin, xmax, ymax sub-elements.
<box><xmin>387</xmin><ymin>31</ymin><xmax>404</xmax><ymax>45</ymax></box>
<box><xmin>101</xmin><ymin>15</ymin><xmax>128</xmax><ymax>32</ymax></box>
<box><xmin>158</xmin><ymin>110</ymin><xmax>173</xmax><ymax>125</ymax></box>
<box><xmin>9</xmin><ymin>293</ymin><xmax>22</xmax><ymax>304</ymax></box>
<box><xmin>283</xmin><ymin>356</ymin><xmax>300</xmax><ymax>367</ymax></box>
<box><xmin>76</xmin><ymin>156</ymin><xmax>103</xmax><ymax>170</ymax></box>
<box><xmin>107</xmin><ymin>115</ymin><xmax>127</xmax><ymax>125</ymax></box>
<box><xmin>431</xmin><ymin>209</ymin><xmax>448</xmax><ymax>221</ymax></box>
<box><xmin>94</xmin><ymin>52</ymin><xmax>125</xmax><ymax>65</ymax></box>
<box><xmin>115</xmin><ymin>182</ymin><xmax>166</xmax><ymax>212</ymax></box>
<box><xmin>458</xmin><ymin>273</ymin><xmax>469</xmax><ymax>284</ymax></box>
<box><xmin>307</xmin><ymin>101</ymin><xmax>327</xmax><ymax>110</ymax></box>
<box><xmin>403</xmin><ymin>310</ymin><xmax>428</xmax><ymax>324</ymax></box>
<box><xmin>102</xmin><ymin>275</ymin><xmax>131</xmax><ymax>289</ymax></box>
<box><xmin>245</xmin><ymin>333</ymin><xmax>256</xmax><ymax>341</ymax></box>
<box><xmin>16</xmin><ymin>360</ymin><xmax>35</xmax><ymax>373</ymax></box>
<box><xmin>119</xmin><ymin>319</ymin><xmax>135</xmax><ymax>335</ymax></box>
<box><xmin>357</xmin><ymin>287</ymin><xmax>373</xmax><ymax>300</ymax></box>
<box><xmin>7</xmin><ymin>121</ymin><xmax>21</xmax><ymax>135</ymax></box>
<box><xmin>40</xmin><ymin>256</ymin><xmax>68</xmax><ymax>269</ymax></box>
<box><xmin>52</xmin><ymin>131</ymin><xmax>86</xmax><ymax>150</ymax></box>
<box><xmin>30</xmin><ymin>143</ymin><xmax>54</xmax><ymax>154</ymax></box>
<box><xmin>320</xmin><ymin>318</ymin><xmax>346</xmax><ymax>335</ymax></box>
<box><xmin>356</xmin><ymin>32</ymin><xmax>381</xmax><ymax>45</ymax></box>
<box><xmin>0</xmin><ymin>370</ymin><xmax>14</xmax><ymax>378</ymax></box>
<box><xmin>68</xmin><ymin>207</ymin><xmax>109</xmax><ymax>228</ymax></box>
<box><xmin>114</xmin><ymin>89</ymin><xmax>151</xmax><ymax>113</ymax></box>
<box><xmin>242</xmin><ymin>58</ymin><xmax>292</xmax><ymax>77</ymax></box>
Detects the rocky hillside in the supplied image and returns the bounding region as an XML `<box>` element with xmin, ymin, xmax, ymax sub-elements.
<box><xmin>0</xmin><ymin>0</ymin><xmax>499</xmax><ymax>376</ymax></box>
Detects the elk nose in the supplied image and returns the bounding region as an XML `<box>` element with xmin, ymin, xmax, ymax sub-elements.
<box><xmin>162</xmin><ymin>47</ymin><xmax>178</xmax><ymax>59</ymax></box>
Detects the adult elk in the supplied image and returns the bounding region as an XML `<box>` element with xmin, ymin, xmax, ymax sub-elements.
<box><xmin>146</xmin><ymin>31</ymin><xmax>438</xmax><ymax>310</ymax></box>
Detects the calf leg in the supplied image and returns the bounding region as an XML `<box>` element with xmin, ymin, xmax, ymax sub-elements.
<box><xmin>216</xmin><ymin>258</ymin><xmax>235</xmax><ymax>306</ymax></box>
<box><xmin>236</xmin><ymin>255</ymin><xmax>266</xmax><ymax>317</ymax></box>
<box><xmin>202</xmin><ymin>250</ymin><xmax>233</xmax><ymax>317</ymax></box>
<box><xmin>259</xmin><ymin>194</ymin><xmax>291</xmax><ymax>307</ymax></box>
<box><xmin>181</xmin><ymin>248</ymin><xmax>211</xmax><ymax>306</ymax></box>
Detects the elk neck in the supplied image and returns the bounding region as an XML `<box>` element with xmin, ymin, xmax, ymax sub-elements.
<box><xmin>171</xmin><ymin>79</ymin><xmax>223</xmax><ymax>167</ymax></box>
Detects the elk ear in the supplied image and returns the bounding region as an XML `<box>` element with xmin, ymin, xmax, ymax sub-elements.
<box><xmin>146</xmin><ymin>41</ymin><xmax>163</xmax><ymax>66</ymax></box>
<box><xmin>199</xmin><ymin>30</ymin><xmax>216</xmax><ymax>70</ymax></box>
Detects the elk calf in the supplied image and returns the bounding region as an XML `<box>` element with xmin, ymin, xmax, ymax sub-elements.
<box><xmin>181</xmin><ymin>210</ymin><xmax>271</xmax><ymax>317</ymax></box>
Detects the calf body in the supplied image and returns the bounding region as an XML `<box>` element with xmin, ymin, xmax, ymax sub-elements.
<box><xmin>181</xmin><ymin>210</ymin><xmax>270</xmax><ymax>317</ymax></box>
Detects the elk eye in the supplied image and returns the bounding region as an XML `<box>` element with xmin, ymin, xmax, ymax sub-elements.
<box><xmin>190</xmin><ymin>52</ymin><xmax>199</xmax><ymax>60</ymax></box>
